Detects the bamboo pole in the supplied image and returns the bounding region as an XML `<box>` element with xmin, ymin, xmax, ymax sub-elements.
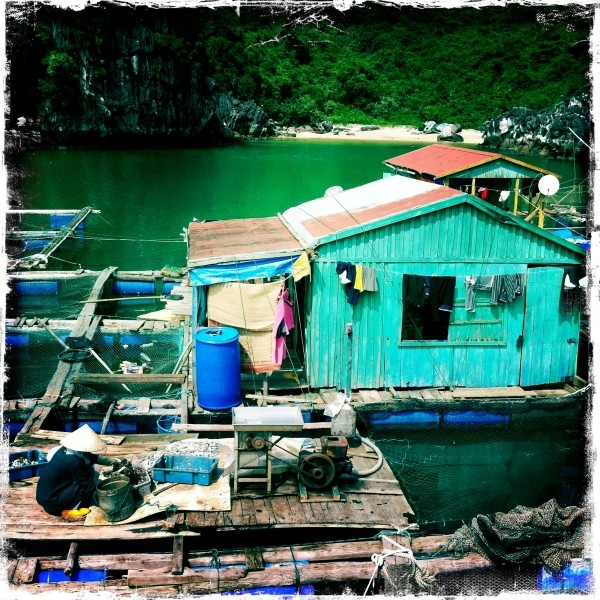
<box><xmin>64</xmin><ymin>543</ymin><xmax>79</xmax><ymax>576</ymax></box>
<box><xmin>166</xmin><ymin>339</ymin><xmax>193</xmax><ymax>394</ymax></box>
<box><xmin>79</xmin><ymin>296</ymin><xmax>163</xmax><ymax>303</ymax></box>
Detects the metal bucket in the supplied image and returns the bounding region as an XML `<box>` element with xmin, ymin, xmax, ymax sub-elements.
<box><xmin>96</xmin><ymin>474</ymin><xmax>136</xmax><ymax>522</ymax></box>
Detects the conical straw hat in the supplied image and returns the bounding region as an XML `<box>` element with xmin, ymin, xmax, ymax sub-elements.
<box><xmin>61</xmin><ymin>424</ymin><xmax>107</xmax><ymax>453</ymax></box>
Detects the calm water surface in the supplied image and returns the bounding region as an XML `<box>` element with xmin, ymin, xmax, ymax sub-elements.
<box><xmin>18</xmin><ymin>139</ymin><xmax>587</xmax><ymax>271</ymax></box>
<box><xmin>14</xmin><ymin>139</ymin><xmax>589</xmax><ymax>528</ymax></box>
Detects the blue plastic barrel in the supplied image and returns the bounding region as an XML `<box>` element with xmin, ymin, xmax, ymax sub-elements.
<box><xmin>195</xmin><ymin>327</ymin><xmax>241</xmax><ymax>411</ymax></box>
<box><xmin>163</xmin><ymin>282</ymin><xmax>176</xmax><ymax>294</ymax></box>
<box><xmin>50</xmin><ymin>214</ymin><xmax>86</xmax><ymax>229</ymax></box>
<box><xmin>113</xmin><ymin>280</ymin><xmax>155</xmax><ymax>295</ymax></box>
<box><xmin>13</xmin><ymin>281</ymin><xmax>59</xmax><ymax>296</ymax></box>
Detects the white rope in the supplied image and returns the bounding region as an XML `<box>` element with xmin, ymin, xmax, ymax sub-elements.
<box><xmin>363</xmin><ymin>534</ymin><xmax>417</xmax><ymax>596</ymax></box>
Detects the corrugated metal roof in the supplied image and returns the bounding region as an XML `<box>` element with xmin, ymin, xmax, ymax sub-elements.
<box><xmin>188</xmin><ymin>217</ymin><xmax>303</xmax><ymax>267</ymax></box>
<box><xmin>280</xmin><ymin>175</ymin><xmax>463</xmax><ymax>247</ymax></box>
<box><xmin>384</xmin><ymin>144</ymin><xmax>556</xmax><ymax>179</ymax></box>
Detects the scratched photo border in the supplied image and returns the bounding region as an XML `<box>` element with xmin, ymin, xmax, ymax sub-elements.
<box><xmin>1</xmin><ymin>1</ymin><xmax>597</xmax><ymax>599</ymax></box>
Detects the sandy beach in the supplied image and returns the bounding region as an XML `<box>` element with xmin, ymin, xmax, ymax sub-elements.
<box><xmin>293</xmin><ymin>124</ymin><xmax>484</xmax><ymax>145</ymax></box>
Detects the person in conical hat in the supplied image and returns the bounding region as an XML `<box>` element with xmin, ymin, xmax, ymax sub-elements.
<box><xmin>36</xmin><ymin>424</ymin><xmax>116</xmax><ymax>517</ymax></box>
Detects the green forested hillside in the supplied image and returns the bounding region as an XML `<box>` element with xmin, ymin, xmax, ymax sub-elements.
<box><xmin>235</xmin><ymin>5</ymin><xmax>591</xmax><ymax>127</ymax></box>
<box><xmin>7</xmin><ymin>3</ymin><xmax>591</xmax><ymax>132</ymax></box>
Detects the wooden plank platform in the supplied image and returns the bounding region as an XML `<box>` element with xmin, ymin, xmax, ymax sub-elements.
<box><xmin>5</xmin><ymin>433</ymin><xmax>415</xmax><ymax>543</ymax></box>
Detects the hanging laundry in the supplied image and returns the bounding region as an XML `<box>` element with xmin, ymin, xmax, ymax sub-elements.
<box><xmin>464</xmin><ymin>276</ymin><xmax>495</xmax><ymax>312</ymax></box>
<box><xmin>402</xmin><ymin>275</ymin><xmax>426</xmax><ymax>309</ymax></box>
<box><xmin>477</xmin><ymin>187</ymin><xmax>489</xmax><ymax>200</ymax></box>
<box><xmin>273</xmin><ymin>287</ymin><xmax>294</xmax><ymax>365</ymax></box>
<box><xmin>354</xmin><ymin>264</ymin><xmax>364</xmax><ymax>292</ymax></box>
<box><xmin>336</xmin><ymin>262</ymin><xmax>360</xmax><ymax>305</ymax></box>
<box><xmin>429</xmin><ymin>276</ymin><xmax>456</xmax><ymax>317</ymax></box>
<box><xmin>491</xmin><ymin>274</ymin><xmax>525</xmax><ymax>305</ymax></box>
<box><xmin>362</xmin><ymin>267</ymin><xmax>379</xmax><ymax>292</ymax></box>
<box><xmin>292</xmin><ymin>251</ymin><xmax>311</xmax><ymax>282</ymax></box>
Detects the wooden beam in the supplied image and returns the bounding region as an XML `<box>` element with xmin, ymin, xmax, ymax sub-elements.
<box><xmin>12</xmin><ymin>558</ymin><xmax>38</xmax><ymax>584</ymax></box>
<box><xmin>418</xmin><ymin>553</ymin><xmax>492</xmax><ymax>575</ymax></box>
<box><xmin>71</xmin><ymin>373</ymin><xmax>186</xmax><ymax>385</ymax></box>
<box><xmin>16</xmin><ymin>207</ymin><xmax>97</xmax><ymax>269</ymax></box>
<box><xmin>172</xmin><ymin>536</ymin><xmax>185</xmax><ymax>576</ymax></box>
<box><xmin>129</xmin><ymin>560</ymin><xmax>375</xmax><ymax>590</ymax></box>
<box><xmin>172</xmin><ymin>422</ymin><xmax>332</xmax><ymax>436</ymax></box>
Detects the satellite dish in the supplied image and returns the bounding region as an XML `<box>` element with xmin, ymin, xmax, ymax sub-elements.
<box><xmin>325</xmin><ymin>185</ymin><xmax>343</xmax><ymax>196</ymax></box>
<box><xmin>538</xmin><ymin>175</ymin><xmax>560</xmax><ymax>196</ymax></box>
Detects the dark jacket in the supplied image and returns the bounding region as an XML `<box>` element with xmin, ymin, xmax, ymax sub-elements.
<box><xmin>36</xmin><ymin>447</ymin><xmax>98</xmax><ymax>516</ymax></box>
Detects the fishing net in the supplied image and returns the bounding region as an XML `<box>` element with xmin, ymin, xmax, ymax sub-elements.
<box><xmin>359</xmin><ymin>404</ymin><xmax>588</xmax><ymax>532</ymax></box>
<box><xmin>7</xmin><ymin>273</ymin><xmax>100</xmax><ymax>320</ymax></box>
<box><xmin>443</xmin><ymin>498</ymin><xmax>587</xmax><ymax>575</ymax></box>
<box><xmin>4</xmin><ymin>327</ymin><xmax>184</xmax><ymax>402</ymax></box>
<box><xmin>5</xmin><ymin>270</ymin><xmax>186</xmax><ymax>401</ymax></box>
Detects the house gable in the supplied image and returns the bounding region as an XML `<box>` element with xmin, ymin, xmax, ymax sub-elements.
<box><xmin>315</xmin><ymin>195</ymin><xmax>584</xmax><ymax>265</ymax></box>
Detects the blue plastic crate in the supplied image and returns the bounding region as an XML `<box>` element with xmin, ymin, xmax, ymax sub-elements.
<box><xmin>153</xmin><ymin>455</ymin><xmax>218</xmax><ymax>485</ymax></box>
<box><xmin>9</xmin><ymin>450</ymin><xmax>48</xmax><ymax>482</ymax></box>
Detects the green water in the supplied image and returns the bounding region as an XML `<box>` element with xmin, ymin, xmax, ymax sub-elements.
<box><xmin>13</xmin><ymin>139</ymin><xmax>589</xmax><ymax>527</ymax></box>
<box><xmin>18</xmin><ymin>139</ymin><xmax>587</xmax><ymax>271</ymax></box>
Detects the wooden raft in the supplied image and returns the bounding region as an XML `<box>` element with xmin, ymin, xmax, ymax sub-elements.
<box><xmin>6</xmin><ymin>531</ymin><xmax>499</xmax><ymax>595</ymax></box>
<box><xmin>5</xmin><ymin>434</ymin><xmax>415</xmax><ymax>543</ymax></box>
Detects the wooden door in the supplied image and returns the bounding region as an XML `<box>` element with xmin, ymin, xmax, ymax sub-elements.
<box><xmin>520</xmin><ymin>267</ymin><xmax>580</xmax><ymax>386</ymax></box>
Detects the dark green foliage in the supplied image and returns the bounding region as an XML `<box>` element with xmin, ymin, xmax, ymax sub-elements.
<box><xmin>6</xmin><ymin>3</ymin><xmax>591</xmax><ymax>131</ymax></box>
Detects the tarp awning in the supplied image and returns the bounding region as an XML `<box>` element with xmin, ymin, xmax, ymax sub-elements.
<box><xmin>189</xmin><ymin>255</ymin><xmax>298</xmax><ymax>285</ymax></box>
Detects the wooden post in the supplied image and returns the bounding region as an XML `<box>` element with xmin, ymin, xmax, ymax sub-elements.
<box><xmin>513</xmin><ymin>178</ymin><xmax>520</xmax><ymax>214</ymax></box>
<box><xmin>244</xmin><ymin>548</ymin><xmax>265</xmax><ymax>571</ymax></box>
<box><xmin>100</xmin><ymin>401</ymin><xmax>117</xmax><ymax>435</ymax></box>
<box><xmin>471</xmin><ymin>178</ymin><xmax>476</xmax><ymax>196</ymax></box>
<box><xmin>172</xmin><ymin>536</ymin><xmax>185</xmax><ymax>575</ymax></box>
<box><xmin>537</xmin><ymin>196</ymin><xmax>545</xmax><ymax>228</ymax></box>
<box><xmin>380</xmin><ymin>534</ymin><xmax>412</xmax><ymax>595</ymax></box>
<box><xmin>345</xmin><ymin>323</ymin><xmax>353</xmax><ymax>398</ymax></box>
<box><xmin>64</xmin><ymin>542</ymin><xmax>79</xmax><ymax>576</ymax></box>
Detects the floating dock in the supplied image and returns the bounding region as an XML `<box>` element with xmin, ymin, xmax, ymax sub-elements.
<box><xmin>4</xmin><ymin>268</ymin><xmax>590</xmax><ymax>595</ymax></box>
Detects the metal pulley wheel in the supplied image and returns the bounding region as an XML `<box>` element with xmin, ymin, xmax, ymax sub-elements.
<box><xmin>252</xmin><ymin>436</ymin><xmax>267</xmax><ymax>450</ymax></box>
<box><xmin>298</xmin><ymin>453</ymin><xmax>336</xmax><ymax>490</ymax></box>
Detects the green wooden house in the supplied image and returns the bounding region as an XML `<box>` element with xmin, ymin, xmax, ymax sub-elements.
<box><xmin>280</xmin><ymin>175</ymin><xmax>585</xmax><ymax>390</ymax></box>
<box><xmin>187</xmin><ymin>175</ymin><xmax>585</xmax><ymax>392</ymax></box>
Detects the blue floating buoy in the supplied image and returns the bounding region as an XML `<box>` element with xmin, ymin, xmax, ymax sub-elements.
<box><xmin>368</xmin><ymin>410</ymin><xmax>440</xmax><ymax>428</ymax></box>
<box><xmin>22</xmin><ymin>239</ymin><xmax>52</xmax><ymax>250</ymax></box>
<box><xmin>6</xmin><ymin>333</ymin><xmax>29</xmax><ymax>348</ymax></box>
<box><xmin>444</xmin><ymin>410</ymin><xmax>510</xmax><ymax>427</ymax></box>
<box><xmin>113</xmin><ymin>280</ymin><xmax>155</xmax><ymax>295</ymax></box>
<box><xmin>13</xmin><ymin>281</ymin><xmax>59</xmax><ymax>296</ymax></box>
<box><xmin>50</xmin><ymin>214</ymin><xmax>85</xmax><ymax>229</ymax></box>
